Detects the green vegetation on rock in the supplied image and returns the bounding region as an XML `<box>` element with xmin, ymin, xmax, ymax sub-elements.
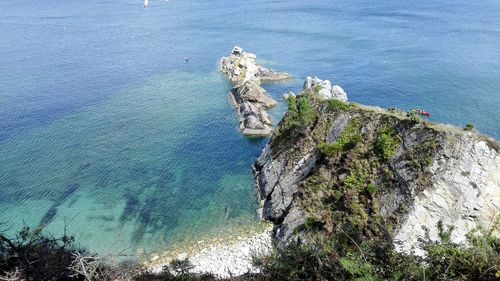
<box><xmin>253</xmin><ymin>222</ymin><xmax>499</xmax><ymax>281</ymax></box>
<box><xmin>410</xmin><ymin>138</ymin><xmax>438</xmax><ymax>169</ymax></box>
<box><xmin>287</xmin><ymin>95</ymin><xmax>318</xmax><ymax>127</ymax></box>
<box><xmin>263</xmin><ymin>96</ymin><xmax>489</xmax><ymax>280</ymax></box>
<box><xmin>406</xmin><ymin>110</ymin><xmax>423</xmax><ymax>123</ymax></box>
<box><xmin>464</xmin><ymin>123</ymin><xmax>474</xmax><ymax>131</ymax></box>
<box><xmin>257</xmin><ymin>85</ymin><xmax>499</xmax><ymax>281</ymax></box>
<box><xmin>374</xmin><ymin>125</ymin><xmax>400</xmax><ymax>160</ymax></box>
<box><xmin>304</xmin><ymin>217</ymin><xmax>324</xmax><ymax>230</ymax></box>
<box><xmin>270</xmin><ymin>94</ymin><xmax>319</xmax><ymax>156</ymax></box>
<box><xmin>314</xmin><ymin>84</ymin><xmax>323</xmax><ymax>93</ymax></box>
<box><xmin>328</xmin><ymin>99</ymin><xmax>357</xmax><ymax>111</ymax></box>
<box><xmin>318</xmin><ymin>118</ymin><xmax>362</xmax><ymax>157</ymax></box>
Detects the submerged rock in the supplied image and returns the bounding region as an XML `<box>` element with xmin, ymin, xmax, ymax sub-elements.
<box><xmin>220</xmin><ymin>46</ymin><xmax>291</xmax><ymax>136</ymax></box>
<box><xmin>253</xmin><ymin>88</ymin><xmax>499</xmax><ymax>253</ymax></box>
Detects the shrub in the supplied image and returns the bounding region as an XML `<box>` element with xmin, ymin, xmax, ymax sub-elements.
<box><xmin>133</xmin><ymin>269</ymin><xmax>216</xmax><ymax>281</ymax></box>
<box><xmin>366</xmin><ymin>184</ymin><xmax>377</xmax><ymax>197</ymax></box>
<box><xmin>253</xmin><ymin>222</ymin><xmax>499</xmax><ymax>281</ymax></box>
<box><xmin>339</xmin><ymin>253</ymin><xmax>378</xmax><ymax>281</ymax></box>
<box><xmin>411</xmin><ymin>138</ymin><xmax>439</xmax><ymax>169</ymax></box>
<box><xmin>286</xmin><ymin>95</ymin><xmax>317</xmax><ymax>127</ymax></box>
<box><xmin>464</xmin><ymin>123</ymin><xmax>474</xmax><ymax>131</ymax></box>
<box><xmin>168</xmin><ymin>258</ymin><xmax>194</xmax><ymax>276</ymax></box>
<box><xmin>304</xmin><ymin>217</ymin><xmax>324</xmax><ymax>230</ymax></box>
<box><xmin>343</xmin><ymin>171</ymin><xmax>366</xmax><ymax>191</ymax></box>
<box><xmin>406</xmin><ymin>111</ymin><xmax>422</xmax><ymax>123</ymax></box>
<box><xmin>314</xmin><ymin>84</ymin><xmax>323</xmax><ymax>93</ymax></box>
<box><xmin>328</xmin><ymin>99</ymin><xmax>357</xmax><ymax>111</ymax></box>
<box><xmin>253</xmin><ymin>241</ymin><xmax>341</xmax><ymax>280</ymax></box>
<box><xmin>418</xmin><ymin>222</ymin><xmax>500</xmax><ymax>281</ymax></box>
<box><xmin>0</xmin><ymin>225</ymin><xmax>118</xmax><ymax>280</ymax></box>
<box><xmin>318</xmin><ymin>119</ymin><xmax>362</xmax><ymax>157</ymax></box>
<box><xmin>318</xmin><ymin>142</ymin><xmax>344</xmax><ymax>156</ymax></box>
<box><xmin>270</xmin><ymin>95</ymin><xmax>318</xmax><ymax>153</ymax></box>
<box><xmin>297</xmin><ymin>96</ymin><xmax>317</xmax><ymax>125</ymax></box>
<box><xmin>374</xmin><ymin>127</ymin><xmax>399</xmax><ymax>160</ymax></box>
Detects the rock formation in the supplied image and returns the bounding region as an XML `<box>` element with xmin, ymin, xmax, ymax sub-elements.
<box><xmin>303</xmin><ymin>76</ymin><xmax>348</xmax><ymax>101</ymax></box>
<box><xmin>220</xmin><ymin>46</ymin><xmax>291</xmax><ymax>136</ymax></box>
<box><xmin>253</xmin><ymin>84</ymin><xmax>499</xmax><ymax>254</ymax></box>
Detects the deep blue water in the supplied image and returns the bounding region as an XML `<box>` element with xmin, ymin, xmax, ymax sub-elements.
<box><xmin>1</xmin><ymin>0</ymin><xmax>499</xmax><ymax>256</ymax></box>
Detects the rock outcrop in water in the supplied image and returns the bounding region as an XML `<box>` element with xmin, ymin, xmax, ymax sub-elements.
<box><xmin>220</xmin><ymin>46</ymin><xmax>291</xmax><ymax>136</ymax></box>
<box><xmin>253</xmin><ymin>79</ymin><xmax>500</xmax><ymax>254</ymax></box>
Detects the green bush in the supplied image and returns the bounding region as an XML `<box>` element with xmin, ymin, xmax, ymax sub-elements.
<box><xmin>314</xmin><ymin>84</ymin><xmax>323</xmax><ymax>93</ymax></box>
<box><xmin>168</xmin><ymin>258</ymin><xmax>194</xmax><ymax>276</ymax></box>
<box><xmin>406</xmin><ymin>111</ymin><xmax>422</xmax><ymax>123</ymax></box>
<box><xmin>339</xmin><ymin>253</ymin><xmax>378</xmax><ymax>281</ymax></box>
<box><xmin>328</xmin><ymin>99</ymin><xmax>357</xmax><ymax>111</ymax></box>
<box><xmin>374</xmin><ymin>127</ymin><xmax>399</xmax><ymax>160</ymax></box>
<box><xmin>270</xmin><ymin>95</ymin><xmax>318</xmax><ymax>153</ymax></box>
<box><xmin>411</xmin><ymin>138</ymin><xmax>438</xmax><ymax>169</ymax></box>
<box><xmin>304</xmin><ymin>217</ymin><xmax>324</xmax><ymax>230</ymax></box>
<box><xmin>287</xmin><ymin>95</ymin><xmax>317</xmax><ymax>127</ymax></box>
<box><xmin>366</xmin><ymin>184</ymin><xmax>377</xmax><ymax>197</ymax></box>
<box><xmin>418</xmin><ymin>222</ymin><xmax>500</xmax><ymax>281</ymax></box>
<box><xmin>318</xmin><ymin>142</ymin><xmax>344</xmax><ymax>156</ymax></box>
<box><xmin>464</xmin><ymin>123</ymin><xmax>474</xmax><ymax>131</ymax></box>
<box><xmin>318</xmin><ymin>119</ymin><xmax>362</xmax><ymax>157</ymax></box>
<box><xmin>343</xmin><ymin>171</ymin><xmax>366</xmax><ymax>191</ymax></box>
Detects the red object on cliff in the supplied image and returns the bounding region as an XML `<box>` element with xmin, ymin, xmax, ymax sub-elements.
<box><xmin>411</xmin><ymin>109</ymin><xmax>430</xmax><ymax>116</ymax></box>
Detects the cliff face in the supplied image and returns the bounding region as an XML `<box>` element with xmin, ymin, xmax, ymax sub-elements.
<box><xmin>253</xmin><ymin>87</ymin><xmax>499</xmax><ymax>253</ymax></box>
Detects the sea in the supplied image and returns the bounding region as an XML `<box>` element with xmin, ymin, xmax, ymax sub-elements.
<box><xmin>1</xmin><ymin>0</ymin><xmax>499</xmax><ymax>257</ymax></box>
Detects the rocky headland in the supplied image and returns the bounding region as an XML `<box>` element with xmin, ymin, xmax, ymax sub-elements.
<box><xmin>254</xmin><ymin>79</ymin><xmax>499</xmax><ymax>254</ymax></box>
<box><xmin>220</xmin><ymin>46</ymin><xmax>291</xmax><ymax>136</ymax></box>
<box><xmin>145</xmin><ymin>52</ymin><xmax>499</xmax><ymax>279</ymax></box>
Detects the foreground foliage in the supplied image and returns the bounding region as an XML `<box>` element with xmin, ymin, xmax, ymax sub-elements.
<box><xmin>1</xmin><ymin>219</ymin><xmax>498</xmax><ymax>280</ymax></box>
<box><xmin>253</xmin><ymin>222</ymin><xmax>499</xmax><ymax>281</ymax></box>
<box><xmin>0</xmin><ymin>226</ymin><xmax>81</xmax><ymax>280</ymax></box>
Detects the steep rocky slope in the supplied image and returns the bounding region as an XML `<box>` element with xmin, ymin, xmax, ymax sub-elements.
<box><xmin>254</xmin><ymin>83</ymin><xmax>499</xmax><ymax>253</ymax></box>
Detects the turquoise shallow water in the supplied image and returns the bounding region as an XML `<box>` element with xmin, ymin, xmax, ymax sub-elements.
<box><xmin>0</xmin><ymin>71</ymin><xmax>266</xmax><ymax>254</ymax></box>
<box><xmin>1</xmin><ymin>0</ymin><xmax>500</xmax><ymax>256</ymax></box>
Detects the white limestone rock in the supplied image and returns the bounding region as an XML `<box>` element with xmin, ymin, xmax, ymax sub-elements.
<box><xmin>394</xmin><ymin>136</ymin><xmax>500</xmax><ymax>255</ymax></box>
<box><xmin>303</xmin><ymin>76</ymin><xmax>348</xmax><ymax>101</ymax></box>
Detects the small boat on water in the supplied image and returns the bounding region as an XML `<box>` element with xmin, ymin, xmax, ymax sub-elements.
<box><xmin>144</xmin><ymin>0</ymin><xmax>149</xmax><ymax>8</ymax></box>
<box><xmin>411</xmin><ymin>109</ymin><xmax>430</xmax><ymax>116</ymax></box>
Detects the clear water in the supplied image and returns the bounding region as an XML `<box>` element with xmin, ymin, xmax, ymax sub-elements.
<box><xmin>1</xmin><ymin>0</ymin><xmax>499</xmax><ymax>256</ymax></box>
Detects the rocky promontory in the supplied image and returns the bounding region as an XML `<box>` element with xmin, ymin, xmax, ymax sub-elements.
<box><xmin>254</xmin><ymin>80</ymin><xmax>500</xmax><ymax>254</ymax></box>
<box><xmin>145</xmin><ymin>69</ymin><xmax>499</xmax><ymax>278</ymax></box>
<box><xmin>220</xmin><ymin>46</ymin><xmax>291</xmax><ymax>136</ymax></box>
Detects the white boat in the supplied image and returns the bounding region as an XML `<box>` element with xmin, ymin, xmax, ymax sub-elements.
<box><xmin>144</xmin><ymin>0</ymin><xmax>149</xmax><ymax>8</ymax></box>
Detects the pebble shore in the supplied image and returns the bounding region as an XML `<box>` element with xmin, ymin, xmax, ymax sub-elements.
<box><xmin>149</xmin><ymin>225</ymin><xmax>273</xmax><ymax>278</ymax></box>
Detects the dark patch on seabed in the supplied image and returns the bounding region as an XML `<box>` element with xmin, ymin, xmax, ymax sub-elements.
<box><xmin>38</xmin><ymin>162</ymin><xmax>91</xmax><ymax>225</ymax></box>
<box><xmin>39</xmin><ymin>182</ymin><xmax>80</xmax><ymax>225</ymax></box>
<box><xmin>120</xmin><ymin>168</ymin><xmax>182</xmax><ymax>244</ymax></box>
